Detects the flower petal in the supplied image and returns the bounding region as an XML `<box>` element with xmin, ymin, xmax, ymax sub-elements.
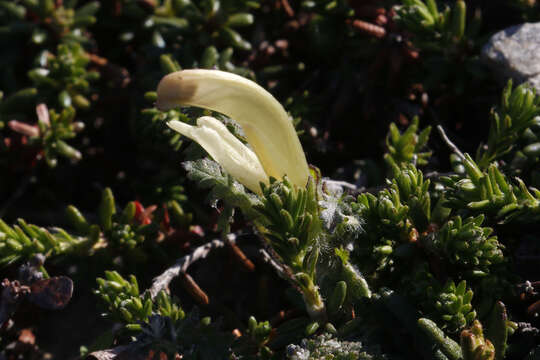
<box><xmin>157</xmin><ymin>69</ymin><xmax>309</xmax><ymax>188</ymax></box>
<box><xmin>168</xmin><ymin>116</ymin><xmax>268</xmax><ymax>194</ymax></box>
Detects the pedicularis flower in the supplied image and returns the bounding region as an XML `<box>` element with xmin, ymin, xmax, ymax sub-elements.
<box><xmin>156</xmin><ymin>69</ymin><xmax>310</xmax><ymax>194</ymax></box>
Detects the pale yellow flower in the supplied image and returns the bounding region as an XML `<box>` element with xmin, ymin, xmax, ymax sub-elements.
<box><xmin>156</xmin><ymin>69</ymin><xmax>309</xmax><ymax>194</ymax></box>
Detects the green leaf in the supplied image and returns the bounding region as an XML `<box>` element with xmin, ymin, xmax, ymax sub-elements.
<box><xmin>184</xmin><ymin>158</ymin><xmax>260</xmax><ymax>218</ymax></box>
<box><xmin>99</xmin><ymin>188</ymin><xmax>116</xmax><ymax>231</ymax></box>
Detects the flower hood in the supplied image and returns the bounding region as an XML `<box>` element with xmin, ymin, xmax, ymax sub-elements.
<box><xmin>156</xmin><ymin>69</ymin><xmax>309</xmax><ymax>193</ymax></box>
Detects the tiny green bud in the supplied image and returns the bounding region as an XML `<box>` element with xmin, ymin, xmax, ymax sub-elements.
<box><xmin>99</xmin><ymin>188</ymin><xmax>116</xmax><ymax>231</ymax></box>
<box><xmin>328</xmin><ymin>281</ymin><xmax>347</xmax><ymax>315</ymax></box>
<box><xmin>305</xmin><ymin>321</ymin><xmax>319</xmax><ymax>336</ymax></box>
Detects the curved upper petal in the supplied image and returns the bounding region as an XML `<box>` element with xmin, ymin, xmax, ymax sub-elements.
<box><xmin>156</xmin><ymin>69</ymin><xmax>309</xmax><ymax>188</ymax></box>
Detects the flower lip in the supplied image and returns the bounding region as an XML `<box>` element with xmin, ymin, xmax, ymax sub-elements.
<box><xmin>167</xmin><ymin>116</ymin><xmax>268</xmax><ymax>194</ymax></box>
<box><xmin>156</xmin><ymin>69</ymin><xmax>310</xmax><ymax>190</ymax></box>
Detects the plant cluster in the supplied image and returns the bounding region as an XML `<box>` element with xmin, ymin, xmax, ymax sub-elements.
<box><xmin>1</xmin><ymin>0</ymin><xmax>540</xmax><ymax>359</ymax></box>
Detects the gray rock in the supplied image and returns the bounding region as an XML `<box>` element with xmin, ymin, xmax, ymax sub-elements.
<box><xmin>482</xmin><ymin>22</ymin><xmax>540</xmax><ymax>91</ymax></box>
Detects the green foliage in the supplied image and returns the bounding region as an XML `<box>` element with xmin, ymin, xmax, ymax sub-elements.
<box><xmin>18</xmin><ymin>0</ymin><xmax>99</xmax><ymax>42</ymax></box>
<box><xmin>353</xmin><ymin>165</ymin><xmax>431</xmax><ymax>276</ymax></box>
<box><xmin>0</xmin><ymin>0</ymin><xmax>99</xmax><ymax>58</ymax></box>
<box><xmin>137</xmin><ymin>311</ymin><xmax>234</xmax><ymax>360</ymax></box>
<box><xmin>327</xmin><ymin>280</ymin><xmax>347</xmax><ymax>316</ymax></box>
<box><xmin>38</xmin><ymin>106</ymin><xmax>83</xmax><ymax>165</ymax></box>
<box><xmin>485</xmin><ymin>301</ymin><xmax>511</xmax><ymax>360</ymax></box>
<box><xmin>139</xmin><ymin>107</ymin><xmax>182</xmax><ymax>148</ymax></box>
<box><xmin>2</xmin><ymin>0</ymin><xmax>540</xmax><ymax>358</ymax></box>
<box><xmin>13</xmin><ymin>105</ymin><xmax>83</xmax><ymax>166</ymax></box>
<box><xmin>0</xmin><ymin>187</ymin><xmax>160</xmax><ymax>268</ymax></box>
<box><xmin>246</xmin><ymin>316</ymin><xmax>272</xmax><ymax>349</ymax></box>
<box><xmin>202</xmin><ymin>46</ymin><xmax>254</xmax><ymax>77</ymax></box>
<box><xmin>334</xmin><ymin>248</ymin><xmax>372</xmax><ymax>303</ymax></box>
<box><xmin>177</xmin><ymin>102</ymin><xmax>523</xmax><ymax>357</ymax></box>
<box><xmin>5</xmin><ymin>104</ymin><xmax>83</xmax><ymax>167</ymax></box>
<box><xmin>378</xmin><ymin>289</ymin><xmax>463</xmax><ymax>360</ymax></box>
<box><xmin>356</xmin><ymin>185</ymin><xmax>410</xmax><ymax>241</ymax></box>
<box><xmin>417</xmin><ymin>317</ymin><xmax>463</xmax><ymax>360</ymax></box>
<box><xmin>427</xmin><ymin>280</ymin><xmax>477</xmax><ymax>333</ymax></box>
<box><xmin>432</xmin><ymin>215</ymin><xmax>504</xmax><ymax>272</ymax></box>
<box><xmin>393</xmin><ymin>165</ymin><xmax>432</xmax><ymax>228</ymax></box>
<box><xmin>256</xmin><ymin>176</ymin><xmax>326</xmax><ymax>320</ymax></box>
<box><xmin>66</xmin><ymin>188</ymin><xmax>158</xmax><ymax>250</ymax></box>
<box><xmin>184</xmin><ymin>157</ymin><xmax>261</xmax><ymax>217</ymax></box>
<box><xmin>441</xmin><ymin>154</ymin><xmax>540</xmax><ymax>223</ymax></box>
<box><xmin>110</xmin><ymin>0</ymin><xmax>258</xmax><ymax>78</ymax></box>
<box><xmin>460</xmin><ymin>320</ymin><xmax>496</xmax><ymax>360</ymax></box>
<box><xmin>234</xmin><ymin>316</ymin><xmax>273</xmax><ymax>358</ymax></box>
<box><xmin>393</xmin><ymin>0</ymin><xmax>485</xmax><ymax>95</ymax></box>
<box><xmin>345</xmin><ymin>159</ymin><xmax>506</xmax><ymax>341</ymax></box>
<box><xmin>0</xmin><ymin>217</ymin><xmax>85</xmax><ymax>267</ymax></box>
<box><xmin>319</xmin><ymin>183</ymin><xmax>363</xmax><ymax>245</ymax></box>
<box><xmin>29</xmin><ymin>43</ymin><xmax>99</xmax><ymax>109</ymax></box>
<box><xmin>95</xmin><ymin>271</ymin><xmax>184</xmax><ymax>327</ymax></box>
<box><xmin>95</xmin><ymin>271</ymin><xmax>238</xmax><ymax>359</ymax></box>
<box><xmin>477</xmin><ymin>80</ymin><xmax>540</xmax><ymax>168</ymax></box>
<box><xmin>395</xmin><ymin>0</ymin><xmax>470</xmax><ymax>49</ymax></box>
<box><xmin>256</xmin><ymin>176</ymin><xmax>320</xmax><ymax>271</ymax></box>
<box><xmin>150</xmin><ymin>0</ymin><xmax>256</xmax><ymax>51</ymax></box>
<box><xmin>384</xmin><ymin>117</ymin><xmax>432</xmax><ymax>172</ymax></box>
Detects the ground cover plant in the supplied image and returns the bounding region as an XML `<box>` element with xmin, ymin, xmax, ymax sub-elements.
<box><xmin>1</xmin><ymin>0</ymin><xmax>540</xmax><ymax>359</ymax></box>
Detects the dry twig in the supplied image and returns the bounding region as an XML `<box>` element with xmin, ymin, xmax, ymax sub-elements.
<box><xmin>281</xmin><ymin>0</ymin><xmax>295</xmax><ymax>17</ymax></box>
<box><xmin>436</xmin><ymin>125</ymin><xmax>466</xmax><ymax>160</ymax></box>
<box><xmin>351</xmin><ymin>19</ymin><xmax>386</xmax><ymax>38</ymax></box>
<box><xmin>148</xmin><ymin>234</ymin><xmax>236</xmax><ymax>299</ymax></box>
